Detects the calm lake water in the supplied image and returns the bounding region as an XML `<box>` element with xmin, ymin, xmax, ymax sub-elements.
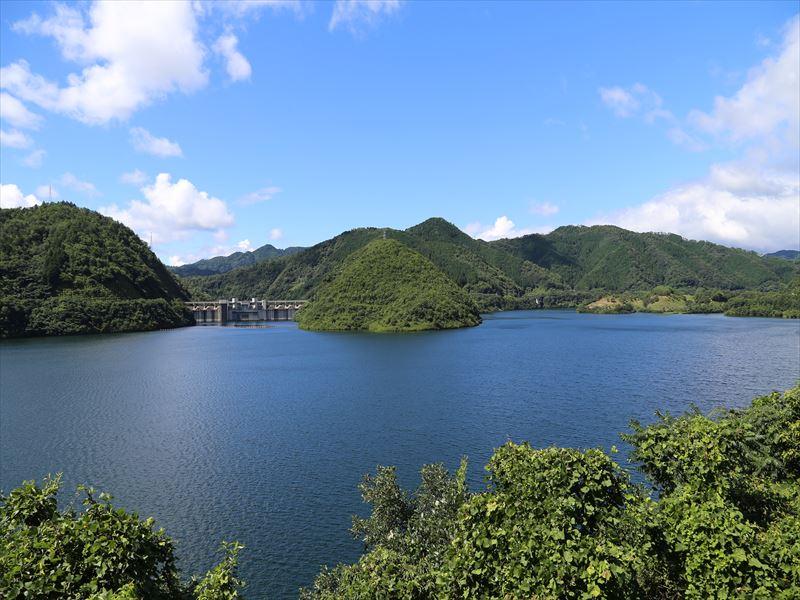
<box><xmin>2</xmin><ymin>310</ymin><xmax>799</xmax><ymax>597</ymax></box>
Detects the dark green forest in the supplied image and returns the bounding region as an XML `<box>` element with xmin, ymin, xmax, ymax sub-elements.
<box><xmin>0</xmin><ymin>203</ymin><xmax>192</xmax><ymax>338</ymax></box>
<box><xmin>4</xmin><ymin>386</ymin><xmax>798</xmax><ymax>598</ymax></box>
<box><xmin>296</xmin><ymin>238</ymin><xmax>481</xmax><ymax>331</ymax></box>
<box><xmin>181</xmin><ymin>218</ymin><xmax>798</xmax><ymax>315</ymax></box>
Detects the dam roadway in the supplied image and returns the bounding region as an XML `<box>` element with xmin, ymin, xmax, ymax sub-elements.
<box><xmin>186</xmin><ymin>299</ymin><xmax>308</xmax><ymax>323</ymax></box>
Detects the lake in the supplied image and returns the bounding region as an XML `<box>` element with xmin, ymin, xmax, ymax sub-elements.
<box><xmin>1</xmin><ymin>310</ymin><xmax>799</xmax><ymax>598</ymax></box>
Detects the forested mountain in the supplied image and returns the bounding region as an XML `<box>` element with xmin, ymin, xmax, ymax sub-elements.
<box><xmin>296</xmin><ymin>238</ymin><xmax>481</xmax><ymax>331</ymax></box>
<box><xmin>0</xmin><ymin>203</ymin><xmax>191</xmax><ymax>337</ymax></box>
<box><xmin>169</xmin><ymin>243</ymin><xmax>305</xmax><ymax>276</ymax></box>
<box><xmin>766</xmin><ymin>249</ymin><xmax>800</xmax><ymax>261</ymax></box>
<box><xmin>492</xmin><ymin>225</ymin><xmax>797</xmax><ymax>290</ymax></box>
<box><xmin>182</xmin><ymin>218</ymin><xmax>797</xmax><ymax>311</ymax></box>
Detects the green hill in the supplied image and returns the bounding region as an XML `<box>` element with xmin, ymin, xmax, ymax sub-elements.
<box><xmin>492</xmin><ymin>225</ymin><xmax>797</xmax><ymax>291</ymax></box>
<box><xmin>182</xmin><ymin>218</ymin><xmax>563</xmax><ymax>308</ymax></box>
<box><xmin>296</xmin><ymin>238</ymin><xmax>481</xmax><ymax>332</ymax></box>
<box><xmin>182</xmin><ymin>220</ymin><xmax>795</xmax><ymax>314</ymax></box>
<box><xmin>766</xmin><ymin>249</ymin><xmax>800</xmax><ymax>261</ymax></box>
<box><xmin>0</xmin><ymin>203</ymin><xmax>192</xmax><ymax>337</ymax></box>
<box><xmin>169</xmin><ymin>243</ymin><xmax>304</xmax><ymax>276</ymax></box>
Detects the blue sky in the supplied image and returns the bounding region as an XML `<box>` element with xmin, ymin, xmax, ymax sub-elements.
<box><xmin>1</xmin><ymin>1</ymin><xmax>798</xmax><ymax>264</ymax></box>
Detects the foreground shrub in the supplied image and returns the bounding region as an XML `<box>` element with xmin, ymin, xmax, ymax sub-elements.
<box><xmin>0</xmin><ymin>476</ymin><xmax>243</xmax><ymax>599</ymax></box>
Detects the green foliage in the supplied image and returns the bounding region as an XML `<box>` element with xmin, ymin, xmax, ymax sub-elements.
<box><xmin>193</xmin><ymin>542</ymin><xmax>245</xmax><ymax>600</ymax></box>
<box><xmin>307</xmin><ymin>386</ymin><xmax>800</xmax><ymax>599</ymax></box>
<box><xmin>0</xmin><ymin>475</ymin><xmax>243</xmax><ymax>600</ymax></box>
<box><xmin>183</xmin><ymin>219</ymin><xmax>795</xmax><ymax>317</ymax></box>
<box><xmin>296</xmin><ymin>238</ymin><xmax>482</xmax><ymax>331</ymax></box>
<box><xmin>0</xmin><ymin>203</ymin><xmax>192</xmax><ymax>337</ymax></box>
<box><xmin>442</xmin><ymin>445</ymin><xmax>652</xmax><ymax>599</ymax></box>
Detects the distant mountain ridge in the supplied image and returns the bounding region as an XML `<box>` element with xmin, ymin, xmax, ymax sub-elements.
<box><xmin>169</xmin><ymin>243</ymin><xmax>305</xmax><ymax>276</ymax></box>
<box><xmin>180</xmin><ymin>218</ymin><xmax>797</xmax><ymax>310</ymax></box>
<box><xmin>765</xmin><ymin>250</ymin><xmax>800</xmax><ymax>261</ymax></box>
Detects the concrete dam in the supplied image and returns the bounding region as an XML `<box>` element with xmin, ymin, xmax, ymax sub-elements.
<box><xmin>187</xmin><ymin>299</ymin><xmax>308</xmax><ymax>324</ymax></box>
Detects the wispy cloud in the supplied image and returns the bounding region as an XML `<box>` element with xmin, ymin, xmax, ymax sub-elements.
<box><xmin>329</xmin><ymin>0</ymin><xmax>403</xmax><ymax>35</ymax></box>
<box><xmin>129</xmin><ymin>127</ymin><xmax>183</xmax><ymax>158</ymax></box>
<box><xmin>213</xmin><ymin>33</ymin><xmax>252</xmax><ymax>82</ymax></box>
<box><xmin>239</xmin><ymin>185</ymin><xmax>281</xmax><ymax>205</ymax></box>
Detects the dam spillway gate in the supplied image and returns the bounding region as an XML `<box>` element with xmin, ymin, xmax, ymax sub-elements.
<box><xmin>186</xmin><ymin>299</ymin><xmax>309</xmax><ymax>324</ymax></box>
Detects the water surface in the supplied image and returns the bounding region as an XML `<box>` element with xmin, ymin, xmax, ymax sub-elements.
<box><xmin>1</xmin><ymin>311</ymin><xmax>798</xmax><ymax>597</ymax></box>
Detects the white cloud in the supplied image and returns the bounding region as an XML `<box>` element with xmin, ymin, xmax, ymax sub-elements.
<box><xmin>0</xmin><ymin>128</ymin><xmax>33</xmax><ymax>148</ymax></box>
<box><xmin>530</xmin><ymin>201</ymin><xmax>559</xmax><ymax>216</ymax></box>
<box><xmin>0</xmin><ymin>183</ymin><xmax>41</xmax><ymax>208</ymax></box>
<box><xmin>269</xmin><ymin>228</ymin><xmax>283</xmax><ymax>241</ymax></box>
<box><xmin>591</xmin><ymin>163</ymin><xmax>799</xmax><ymax>251</ymax></box>
<box><xmin>329</xmin><ymin>0</ymin><xmax>403</xmax><ymax>35</ymax></box>
<box><xmin>4</xmin><ymin>1</ymin><xmax>207</xmax><ymax>125</ymax></box>
<box><xmin>60</xmin><ymin>172</ymin><xmax>99</xmax><ymax>197</ymax></box>
<box><xmin>689</xmin><ymin>16</ymin><xmax>799</xmax><ymax>144</ymax></box>
<box><xmin>100</xmin><ymin>173</ymin><xmax>234</xmax><ymax>244</ymax></box>
<box><xmin>213</xmin><ymin>0</ymin><xmax>303</xmax><ymax>18</ymax></box>
<box><xmin>120</xmin><ymin>169</ymin><xmax>148</xmax><ymax>186</ymax></box>
<box><xmin>0</xmin><ymin>92</ymin><xmax>42</xmax><ymax>129</ymax></box>
<box><xmin>599</xmin><ymin>82</ymin><xmax>673</xmax><ymax>123</ymax></box>
<box><xmin>239</xmin><ymin>185</ymin><xmax>281</xmax><ymax>205</ymax></box>
<box><xmin>22</xmin><ymin>149</ymin><xmax>46</xmax><ymax>168</ymax></box>
<box><xmin>666</xmin><ymin>127</ymin><xmax>708</xmax><ymax>152</ymax></box>
<box><xmin>129</xmin><ymin>127</ymin><xmax>183</xmax><ymax>158</ymax></box>
<box><xmin>464</xmin><ymin>216</ymin><xmax>551</xmax><ymax>241</ymax></box>
<box><xmin>213</xmin><ymin>33</ymin><xmax>252</xmax><ymax>82</ymax></box>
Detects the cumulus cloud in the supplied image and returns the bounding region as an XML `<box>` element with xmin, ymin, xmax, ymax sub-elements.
<box><xmin>599</xmin><ymin>82</ymin><xmax>673</xmax><ymax>122</ymax></box>
<box><xmin>595</xmin><ymin>15</ymin><xmax>800</xmax><ymax>252</ymax></box>
<box><xmin>689</xmin><ymin>16</ymin><xmax>799</xmax><ymax>144</ymax></box>
<box><xmin>590</xmin><ymin>163</ymin><xmax>799</xmax><ymax>251</ymax></box>
<box><xmin>464</xmin><ymin>216</ymin><xmax>551</xmax><ymax>241</ymax></box>
<box><xmin>0</xmin><ymin>183</ymin><xmax>41</xmax><ymax>208</ymax></box>
<box><xmin>0</xmin><ymin>92</ymin><xmax>42</xmax><ymax>129</ymax></box>
<box><xmin>129</xmin><ymin>127</ymin><xmax>183</xmax><ymax>158</ymax></box>
<box><xmin>530</xmin><ymin>201</ymin><xmax>559</xmax><ymax>216</ymax></box>
<box><xmin>329</xmin><ymin>0</ymin><xmax>403</xmax><ymax>35</ymax></box>
<box><xmin>100</xmin><ymin>173</ymin><xmax>234</xmax><ymax>244</ymax></box>
<box><xmin>120</xmin><ymin>169</ymin><xmax>148</xmax><ymax>186</ymax></box>
<box><xmin>239</xmin><ymin>185</ymin><xmax>281</xmax><ymax>205</ymax></box>
<box><xmin>22</xmin><ymin>149</ymin><xmax>46</xmax><ymax>168</ymax></box>
<box><xmin>60</xmin><ymin>172</ymin><xmax>99</xmax><ymax>197</ymax></box>
<box><xmin>213</xmin><ymin>33</ymin><xmax>252</xmax><ymax>82</ymax></box>
<box><xmin>0</xmin><ymin>128</ymin><xmax>33</xmax><ymax>148</ymax></box>
<box><xmin>4</xmin><ymin>1</ymin><xmax>207</xmax><ymax>125</ymax></box>
<box><xmin>269</xmin><ymin>228</ymin><xmax>283</xmax><ymax>241</ymax></box>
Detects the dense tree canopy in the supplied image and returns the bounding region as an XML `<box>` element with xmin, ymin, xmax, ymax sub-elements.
<box><xmin>0</xmin><ymin>203</ymin><xmax>192</xmax><ymax>337</ymax></box>
<box><xmin>303</xmin><ymin>386</ymin><xmax>800</xmax><ymax>598</ymax></box>
<box><xmin>296</xmin><ymin>238</ymin><xmax>482</xmax><ymax>332</ymax></box>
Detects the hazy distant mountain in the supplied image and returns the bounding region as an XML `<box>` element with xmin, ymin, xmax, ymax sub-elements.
<box><xmin>765</xmin><ymin>250</ymin><xmax>800</xmax><ymax>261</ymax></box>
<box><xmin>169</xmin><ymin>243</ymin><xmax>305</xmax><ymax>276</ymax></box>
<box><xmin>179</xmin><ymin>218</ymin><xmax>797</xmax><ymax>308</ymax></box>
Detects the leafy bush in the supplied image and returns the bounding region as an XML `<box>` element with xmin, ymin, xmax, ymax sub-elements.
<box><xmin>306</xmin><ymin>386</ymin><xmax>800</xmax><ymax>598</ymax></box>
<box><xmin>0</xmin><ymin>476</ymin><xmax>243</xmax><ymax>599</ymax></box>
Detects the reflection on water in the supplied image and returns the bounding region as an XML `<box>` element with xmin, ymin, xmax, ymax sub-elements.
<box><xmin>1</xmin><ymin>311</ymin><xmax>798</xmax><ymax>598</ymax></box>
